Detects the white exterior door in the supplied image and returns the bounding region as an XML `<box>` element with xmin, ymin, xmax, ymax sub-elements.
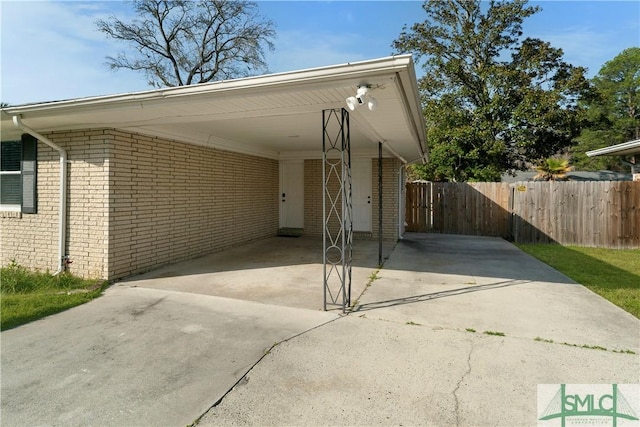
<box><xmin>280</xmin><ymin>161</ymin><xmax>304</xmax><ymax>228</ymax></box>
<box><xmin>352</xmin><ymin>158</ymin><xmax>372</xmax><ymax>232</ymax></box>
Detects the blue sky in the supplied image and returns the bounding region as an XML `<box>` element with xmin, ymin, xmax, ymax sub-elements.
<box><xmin>1</xmin><ymin>1</ymin><xmax>638</xmax><ymax>105</ymax></box>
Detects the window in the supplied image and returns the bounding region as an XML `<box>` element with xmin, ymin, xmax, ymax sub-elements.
<box><xmin>0</xmin><ymin>135</ymin><xmax>37</xmax><ymax>213</ymax></box>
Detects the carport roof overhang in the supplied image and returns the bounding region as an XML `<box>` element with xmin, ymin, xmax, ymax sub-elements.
<box><xmin>586</xmin><ymin>139</ymin><xmax>640</xmax><ymax>157</ymax></box>
<box><xmin>1</xmin><ymin>55</ymin><xmax>427</xmax><ymax>163</ymax></box>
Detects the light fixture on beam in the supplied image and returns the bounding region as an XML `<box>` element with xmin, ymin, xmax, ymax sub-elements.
<box><xmin>346</xmin><ymin>85</ymin><xmax>377</xmax><ymax>112</ymax></box>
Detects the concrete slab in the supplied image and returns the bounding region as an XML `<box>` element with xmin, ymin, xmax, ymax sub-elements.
<box><xmin>199</xmin><ymin>316</ymin><xmax>639</xmax><ymax>426</ymax></box>
<box><xmin>0</xmin><ymin>286</ymin><xmax>338</xmax><ymax>427</ymax></box>
<box><xmin>123</xmin><ymin>236</ymin><xmax>396</xmax><ymax>311</ymax></box>
<box><xmin>354</xmin><ymin>233</ymin><xmax>640</xmax><ymax>353</ymax></box>
<box><xmin>3</xmin><ymin>233</ymin><xmax>638</xmax><ymax>427</ymax></box>
<box><xmin>197</xmin><ymin>233</ymin><xmax>640</xmax><ymax>426</ymax></box>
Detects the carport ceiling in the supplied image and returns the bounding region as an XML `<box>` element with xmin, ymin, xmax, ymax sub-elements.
<box><xmin>0</xmin><ymin>55</ymin><xmax>427</xmax><ymax>162</ymax></box>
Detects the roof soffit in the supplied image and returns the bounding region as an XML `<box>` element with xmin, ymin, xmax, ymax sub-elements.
<box><xmin>1</xmin><ymin>55</ymin><xmax>426</xmax><ymax>162</ymax></box>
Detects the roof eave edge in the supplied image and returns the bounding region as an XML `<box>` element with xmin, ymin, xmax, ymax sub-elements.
<box><xmin>1</xmin><ymin>55</ymin><xmax>415</xmax><ymax>115</ymax></box>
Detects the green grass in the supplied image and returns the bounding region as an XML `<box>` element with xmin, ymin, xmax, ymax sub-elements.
<box><xmin>516</xmin><ymin>244</ymin><xmax>640</xmax><ymax>318</ymax></box>
<box><xmin>1</xmin><ymin>262</ymin><xmax>107</xmax><ymax>331</ymax></box>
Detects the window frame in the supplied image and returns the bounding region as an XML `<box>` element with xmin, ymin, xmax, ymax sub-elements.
<box><xmin>0</xmin><ymin>135</ymin><xmax>37</xmax><ymax>213</ymax></box>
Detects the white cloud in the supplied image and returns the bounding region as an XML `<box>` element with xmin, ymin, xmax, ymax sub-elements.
<box><xmin>0</xmin><ymin>1</ymin><xmax>145</xmax><ymax>105</ymax></box>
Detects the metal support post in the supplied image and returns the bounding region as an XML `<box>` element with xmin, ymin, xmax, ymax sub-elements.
<box><xmin>322</xmin><ymin>108</ymin><xmax>352</xmax><ymax>312</ymax></box>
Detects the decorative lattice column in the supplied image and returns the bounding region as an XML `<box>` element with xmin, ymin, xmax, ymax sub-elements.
<box><xmin>322</xmin><ymin>108</ymin><xmax>352</xmax><ymax>312</ymax></box>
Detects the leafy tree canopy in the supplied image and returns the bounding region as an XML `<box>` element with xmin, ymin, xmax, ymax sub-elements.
<box><xmin>97</xmin><ymin>0</ymin><xmax>276</xmax><ymax>88</ymax></box>
<box><xmin>570</xmin><ymin>47</ymin><xmax>640</xmax><ymax>171</ymax></box>
<box><xmin>395</xmin><ymin>0</ymin><xmax>590</xmax><ymax>181</ymax></box>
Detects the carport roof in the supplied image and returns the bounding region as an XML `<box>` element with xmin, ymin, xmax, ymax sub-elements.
<box><xmin>1</xmin><ymin>55</ymin><xmax>427</xmax><ymax>163</ymax></box>
<box><xmin>586</xmin><ymin>139</ymin><xmax>640</xmax><ymax>157</ymax></box>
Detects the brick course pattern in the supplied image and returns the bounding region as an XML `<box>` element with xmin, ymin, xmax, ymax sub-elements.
<box><xmin>2</xmin><ymin>128</ymin><xmax>398</xmax><ymax>279</ymax></box>
<box><xmin>1</xmin><ymin>129</ymin><xmax>279</xmax><ymax>280</ymax></box>
<box><xmin>304</xmin><ymin>158</ymin><xmax>400</xmax><ymax>241</ymax></box>
<box><xmin>372</xmin><ymin>157</ymin><xmax>401</xmax><ymax>241</ymax></box>
<box><xmin>107</xmin><ymin>131</ymin><xmax>279</xmax><ymax>279</ymax></box>
<box><xmin>1</xmin><ymin>130</ymin><xmax>109</xmax><ymax>278</ymax></box>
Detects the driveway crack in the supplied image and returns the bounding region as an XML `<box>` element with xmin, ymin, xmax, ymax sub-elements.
<box><xmin>453</xmin><ymin>338</ymin><xmax>474</xmax><ymax>426</ymax></box>
<box><xmin>191</xmin><ymin>315</ymin><xmax>343</xmax><ymax>425</ymax></box>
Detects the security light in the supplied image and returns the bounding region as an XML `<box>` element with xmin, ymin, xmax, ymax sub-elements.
<box><xmin>346</xmin><ymin>96</ymin><xmax>359</xmax><ymax>111</ymax></box>
<box><xmin>355</xmin><ymin>86</ymin><xmax>369</xmax><ymax>104</ymax></box>
<box><xmin>346</xmin><ymin>85</ymin><xmax>377</xmax><ymax>112</ymax></box>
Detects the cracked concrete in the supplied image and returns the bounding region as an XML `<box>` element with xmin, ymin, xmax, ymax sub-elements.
<box><xmin>0</xmin><ymin>287</ymin><xmax>339</xmax><ymax>427</ymax></box>
<box><xmin>2</xmin><ymin>233</ymin><xmax>638</xmax><ymax>426</ymax></box>
<box><xmin>198</xmin><ymin>233</ymin><xmax>639</xmax><ymax>426</ymax></box>
<box><xmin>198</xmin><ymin>315</ymin><xmax>638</xmax><ymax>426</ymax></box>
<box><xmin>452</xmin><ymin>339</ymin><xmax>474</xmax><ymax>426</ymax></box>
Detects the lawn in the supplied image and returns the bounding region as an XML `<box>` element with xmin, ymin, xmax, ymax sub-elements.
<box><xmin>1</xmin><ymin>262</ymin><xmax>107</xmax><ymax>331</ymax></box>
<box><xmin>516</xmin><ymin>244</ymin><xmax>640</xmax><ymax>318</ymax></box>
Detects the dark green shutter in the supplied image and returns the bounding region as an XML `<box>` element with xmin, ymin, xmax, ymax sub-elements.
<box><xmin>21</xmin><ymin>134</ymin><xmax>37</xmax><ymax>214</ymax></box>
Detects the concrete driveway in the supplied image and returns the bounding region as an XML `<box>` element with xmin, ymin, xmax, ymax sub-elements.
<box><xmin>2</xmin><ymin>233</ymin><xmax>638</xmax><ymax>426</ymax></box>
<box><xmin>0</xmin><ymin>286</ymin><xmax>338</xmax><ymax>426</ymax></box>
<box><xmin>198</xmin><ymin>233</ymin><xmax>639</xmax><ymax>426</ymax></box>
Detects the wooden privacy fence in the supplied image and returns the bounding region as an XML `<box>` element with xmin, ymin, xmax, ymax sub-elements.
<box><xmin>405</xmin><ymin>181</ymin><xmax>640</xmax><ymax>248</ymax></box>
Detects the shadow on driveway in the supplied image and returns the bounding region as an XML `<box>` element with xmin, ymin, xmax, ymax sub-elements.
<box><xmin>122</xmin><ymin>236</ymin><xmax>396</xmax><ymax>311</ymax></box>
<box><xmin>354</xmin><ymin>233</ymin><xmax>640</xmax><ymax>352</ymax></box>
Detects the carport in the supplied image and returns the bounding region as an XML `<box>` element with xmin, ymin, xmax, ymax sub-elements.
<box><xmin>1</xmin><ymin>55</ymin><xmax>427</xmax><ymax>311</ymax></box>
<box><xmin>121</xmin><ymin>236</ymin><xmax>398</xmax><ymax>311</ymax></box>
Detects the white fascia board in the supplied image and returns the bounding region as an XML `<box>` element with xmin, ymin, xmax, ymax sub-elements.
<box><xmin>397</xmin><ymin>58</ymin><xmax>428</xmax><ymax>162</ymax></box>
<box><xmin>0</xmin><ymin>55</ymin><xmax>415</xmax><ymax>117</ymax></box>
<box><xmin>586</xmin><ymin>139</ymin><xmax>640</xmax><ymax>157</ymax></box>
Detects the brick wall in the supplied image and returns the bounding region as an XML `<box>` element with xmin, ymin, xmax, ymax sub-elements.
<box><xmin>303</xmin><ymin>158</ymin><xmax>400</xmax><ymax>241</ymax></box>
<box><xmin>303</xmin><ymin>159</ymin><xmax>324</xmax><ymax>238</ymax></box>
<box><xmin>1</xmin><ymin>130</ymin><xmax>110</xmax><ymax>278</ymax></box>
<box><xmin>372</xmin><ymin>158</ymin><xmax>401</xmax><ymax>241</ymax></box>
<box><xmin>107</xmin><ymin>131</ymin><xmax>279</xmax><ymax>279</ymax></box>
<box><xmin>2</xmin><ymin>127</ymin><xmax>398</xmax><ymax>279</ymax></box>
<box><xmin>2</xmin><ymin>129</ymin><xmax>279</xmax><ymax>280</ymax></box>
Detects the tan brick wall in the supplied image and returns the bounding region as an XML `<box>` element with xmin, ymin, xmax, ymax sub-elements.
<box><xmin>372</xmin><ymin>158</ymin><xmax>401</xmax><ymax>241</ymax></box>
<box><xmin>2</xmin><ymin>127</ymin><xmax>398</xmax><ymax>279</ymax></box>
<box><xmin>303</xmin><ymin>159</ymin><xmax>324</xmax><ymax>237</ymax></box>
<box><xmin>107</xmin><ymin>131</ymin><xmax>279</xmax><ymax>279</ymax></box>
<box><xmin>2</xmin><ymin>128</ymin><xmax>278</xmax><ymax>280</ymax></box>
<box><xmin>1</xmin><ymin>130</ymin><xmax>110</xmax><ymax>278</ymax></box>
<box><xmin>303</xmin><ymin>158</ymin><xmax>400</xmax><ymax>241</ymax></box>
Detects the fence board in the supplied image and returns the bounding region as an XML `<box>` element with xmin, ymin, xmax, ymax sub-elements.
<box><xmin>405</xmin><ymin>181</ymin><xmax>640</xmax><ymax>248</ymax></box>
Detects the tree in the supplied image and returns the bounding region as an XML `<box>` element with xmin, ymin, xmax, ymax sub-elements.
<box><xmin>96</xmin><ymin>0</ymin><xmax>276</xmax><ymax>88</ymax></box>
<box><xmin>394</xmin><ymin>0</ymin><xmax>590</xmax><ymax>181</ymax></box>
<box><xmin>533</xmin><ymin>157</ymin><xmax>572</xmax><ymax>181</ymax></box>
<box><xmin>570</xmin><ymin>47</ymin><xmax>640</xmax><ymax>171</ymax></box>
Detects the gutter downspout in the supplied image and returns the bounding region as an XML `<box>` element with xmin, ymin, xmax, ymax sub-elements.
<box><xmin>12</xmin><ymin>115</ymin><xmax>68</xmax><ymax>275</ymax></box>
